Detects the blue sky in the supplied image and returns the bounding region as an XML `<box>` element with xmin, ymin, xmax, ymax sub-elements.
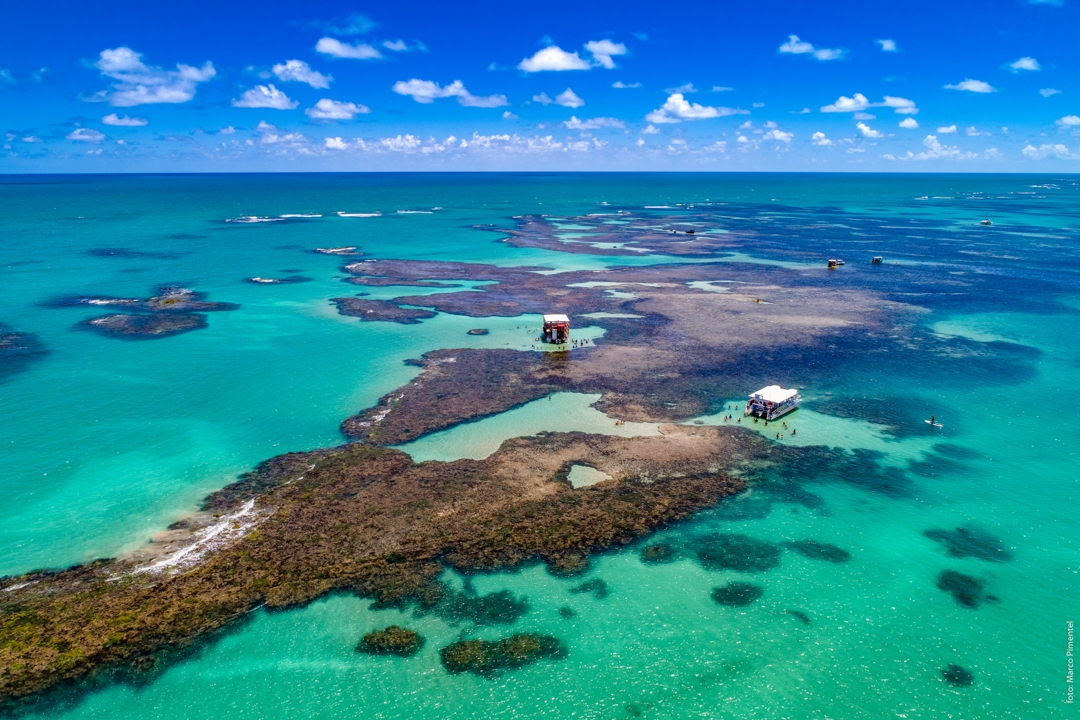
<box><xmin>2</xmin><ymin>0</ymin><xmax>1078</xmax><ymax>172</ymax></box>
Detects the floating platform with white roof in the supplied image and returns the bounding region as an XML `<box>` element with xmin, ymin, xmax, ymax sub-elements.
<box><xmin>542</xmin><ymin>314</ymin><xmax>570</xmax><ymax>344</ymax></box>
<box><xmin>745</xmin><ymin>385</ymin><xmax>802</xmax><ymax>420</ymax></box>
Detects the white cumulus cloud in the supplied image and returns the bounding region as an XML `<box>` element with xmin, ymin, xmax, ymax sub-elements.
<box><xmin>502</xmin><ymin>110</ymin><xmax>518</xmax><ymax>120</ymax></box>
<box><xmin>233</xmin><ymin>85</ymin><xmax>297</xmax><ymax>109</ymax></box>
<box><xmin>821</xmin><ymin>93</ymin><xmax>918</xmax><ymax>114</ymax></box>
<box><xmin>1022</xmin><ymin>143</ymin><xmax>1080</xmax><ymax>160</ymax></box>
<box><xmin>306</xmin><ymin>98</ymin><xmax>370</xmax><ymax>119</ymax></box>
<box><xmin>642</xmin><ymin>124</ymin><xmax>659</xmax><ymax>134</ymax></box>
<box><xmin>532</xmin><ymin>92</ymin><xmax>552</xmax><ymax>105</ymax></box>
<box><xmin>392</xmin><ymin>79</ymin><xmax>507</xmax><ymax>108</ymax></box>
<box><xmin>67</xmin><ymin>128</ymin><xmax>105</xmax><ymax>142</ymax></box>
<box><xmin>899</xmin><ymin>118</ymin><xmax>919</xmax><ymax>129</ymax></box>
<box><xmin>584</xmin><ymin>39</ymin><xmax>627</xmax><ymax>69</ymax></box>
<box><xmin>102</xmin><ymin>113</ymin><xmax>148</xmax><ymax>126</ymax></box>
<box><xmin>383</xmin><ymin>40</ymin><xmax>408</xmax><ymax>52</ymax></box>
<box><xmin>1057</xmin><ymin>115</ymin><xmax>1080</xmax><ymax>127</ymax></box>
<box><xmin>1009</xmin><ymin>56</ymin><xmax>1041</xmax><ymax>72</ymax></box>
<box><xmin>273</xmin><ymin>60</ymin><xmax>332</xmax><ymax>89</ymax></box>
<box><xmin>1040</xmin><ymin>88</ymin><xmax>1062</xmax><ymax>97</ymax></box>
<box><xmin>316</xmin><ymin>38</ymin><xmax>383</xmax><ymax>60</ymax></box>
<box><xmin>666</xmin><ymin>83</ymin><xmax>697</xmax><ymax>94</ymax></box>
<box><xmin>613</xmin><ymin>81</ymin><xmax>641</xmax><ymax>89</ymax></box>
<box><xmin>877</xmin><ymin>39</ymin><xmax>898</xmax><ymax>52</ymax></box>
<box><xmin>763</xmin><ymin>129</ymin><xmax>793</xmax><ymax>142</ymax></box>
<box><xmin>945</xmin><ymin>79</ymin><xmax>996</xmax><ymax>93</ymax></box>
<box><xmin>916</xmin><ymin>135</ymin><xmax>977</xmax><ymax>160</ymax></box>
<box><xmin>937</xmin><ymin>124</ymin><xmax>957</xmax><ymax>134</ymax></box>
<box><xmin>325</xmin><ymin>137</ymin><xmax>349</xmax><ymax>150</ymax></box>
<box><xmin>812</xmin><ymin>131</ymin><xmax>833</xmax><ymax>146</ymax></box>
<box><xmin>778</xmin><ymin>35</ymin><xmax>843</xmax><ymax>61</ymax></box>
<box><xmin>645</xmin><ymin>93</ymin><xmax>748</xmax><ymax>123</ymax></box>
<box><xmin>88</xmin><ymin>47</ymin><xmax>215</xmax><ymax>106</ymax></box>
<box><xmin>564</xmin><ymin>116</ymin><xmax>625</xmax><ymax>130</ymax></box>
<box><xmin>555</xmin><ymin>88</ymin><xmax>584</xmax><ymax>108</ymax></box>
<box><xmin>518</xmin><ymin>46</ymin><xmax>591</xmax><ymax>72</ymax></box>
<box><xmin>857</xmin><ymin>122</ymin><xmax>884</xmax><ymax>138</ymax></box>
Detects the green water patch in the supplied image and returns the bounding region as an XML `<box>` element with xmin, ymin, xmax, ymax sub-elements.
<box><xmin>394</xmin><ymin>392</ymin><xmax>660</xmax><ymax>463</ymax></box>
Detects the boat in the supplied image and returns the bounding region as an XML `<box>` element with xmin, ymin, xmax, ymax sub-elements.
<box><xmin>980</xmin><ymin>219</ymin><xmax>993</xmax><ymax>226</ymax></box>
<box><xmin>925</xmin><ymin>420</ymin><xmax>943</xmax><ymax>428</ymax></box>
<box><xmin>828</xmin><ymin>259</ymin><xmax>837</xmax><ymax>268</ymax></box>
<box><xmin>745</xmin><ymin>385</ymin><xmax>802</xmax><ymax>420</ymax></box>
<box><xmin>872</xmin><ymin>256</ymin><xmax>883</xmax><ymax>264</ymax></box>
<box><xmin>835</xmin><ymin>259</ymin><xmax>845</xmax><ymax>266</ymax></box>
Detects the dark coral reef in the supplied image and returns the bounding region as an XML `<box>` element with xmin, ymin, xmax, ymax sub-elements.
<box><xmin>356</xmin><ymin>626</ymin><xmax>424</xmax><ymax>657</ymax></box>
<box><xmin>51</xmin><ymin>286</ymin><xmax>238</xmax><ymax>340</ymax></box>
<box><xmin>332</xmin><ymin>297</ymin><xmax>437</xmax><ymax>324</ymax></box>
<box><xmin>0</xmin><ymin>427</ymin><xmax>749</xmax><ymax>704</ymax></box>
<box><xmin>0</xmin><ymin>326</ymin><xmax>48</xmax><ymax>383</ymax></box>
<box><xmin>439</xmin><ymin>633</ymin><xmax>567</xmax><ymax>677</ymax></box>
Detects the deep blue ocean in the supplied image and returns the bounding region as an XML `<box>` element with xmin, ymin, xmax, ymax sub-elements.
<box><xmin>1</xmin><ymin>173</ymin><xmax>1078</xmax><ymax>718</ymax></box>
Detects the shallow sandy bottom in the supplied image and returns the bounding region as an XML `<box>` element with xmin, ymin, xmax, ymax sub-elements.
<box><xmin>395</xmin><ymin>392</ymin><xmax>661</xmax><ymax>462</ymax></box>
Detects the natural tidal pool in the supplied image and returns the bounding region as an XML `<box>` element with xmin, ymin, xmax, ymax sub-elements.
<box><xmin>2</xmin><ymin>173</ymin><xmax>1079</xmax><ymax>718</ymax></box>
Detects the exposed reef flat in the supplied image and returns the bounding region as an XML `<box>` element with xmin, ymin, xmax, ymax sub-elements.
<box><xmin>51</xmin><ymin>286</ymin><xmax>238</xmax><ymax>314</ymax></box>
<box><xmin>50</xmin><ymin>286</ymin><xmax>239</xmax><ymax>340</ymax></box>
<box><xmin>490</xmin><ymin>214</ymin><xmax>741</xmax><ymax>257</ymax></box>
<box><xmin>332</xmin><ymin>297</ymin><xmax>437</xmax><ymax>324</ymax></box>
<box><xmin>0</xmin><ymin>427</ymin><xmax>750</xmax><ymax>703</ymax></box>
<box><xmin>82</xmin><ymin>313</ymin><xmax>207</xmax><ymax>339</ymax></box>
<box><xmin>339</xmin><ymin>257</ymin><xmax>917</xmax><ymax>424</ymax></box>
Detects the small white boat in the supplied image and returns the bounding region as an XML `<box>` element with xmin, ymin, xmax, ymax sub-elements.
<box><xmin>745</xmin><ymin>385</ymin><xmax>802</xmax><ymax>420</ymax></box>
<box><xmin>980</xmin><ymin>219</ymin><xmax>993</xmax><ymax>226</ymax></box>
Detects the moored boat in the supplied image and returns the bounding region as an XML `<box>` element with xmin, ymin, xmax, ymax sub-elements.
<box><xmin>745</xmin><ymin>385</ymin><xmax>802</xmax><ymax>420</ymax></box>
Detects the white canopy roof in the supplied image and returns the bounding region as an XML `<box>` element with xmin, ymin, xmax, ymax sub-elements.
<box><xmin>543</xmin><ymin>314</ymin><xmax>570</xmax><ymax>323</ymax></box>
<box><xmin>749</xmin><ymin>385</ymin><xmax>798</xmax><ymax>403</ymax></box>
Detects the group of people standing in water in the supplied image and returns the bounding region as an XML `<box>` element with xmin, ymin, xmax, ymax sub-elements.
<box><xmin>719</xmin><ymin>404</ymin><xmax>795</xmax><ymax>439</ymax></box>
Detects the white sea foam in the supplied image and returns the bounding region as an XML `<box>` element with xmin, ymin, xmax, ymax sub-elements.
<box><xmin>131</xmin><ymin>499</ymin><xmax>266</xmax><ymax>575</ymax></box>
<box><xmin>226</xmin><ymin>216</ymin><xmax>282</xmax><ymax>223</ymax></box>
<box><xmin>397</xmin><ymin>210</ymin><xmax>434</xmax><ymax>214</ymax></box>
<box><xmin>280</xmin><ymin>213</ymin><xmax>322</xmax><ymax>218</ymax></box>
<box><xmin>337</xmin><ymin>212</ymin><xmax>382</xmax><ymax>218</ymax></box>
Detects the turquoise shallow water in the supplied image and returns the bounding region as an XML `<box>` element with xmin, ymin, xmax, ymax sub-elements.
<box><xmin>2</xmin><ymin>173</ymin><xmax>1079</xmax><ymax>718</ymax></box>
